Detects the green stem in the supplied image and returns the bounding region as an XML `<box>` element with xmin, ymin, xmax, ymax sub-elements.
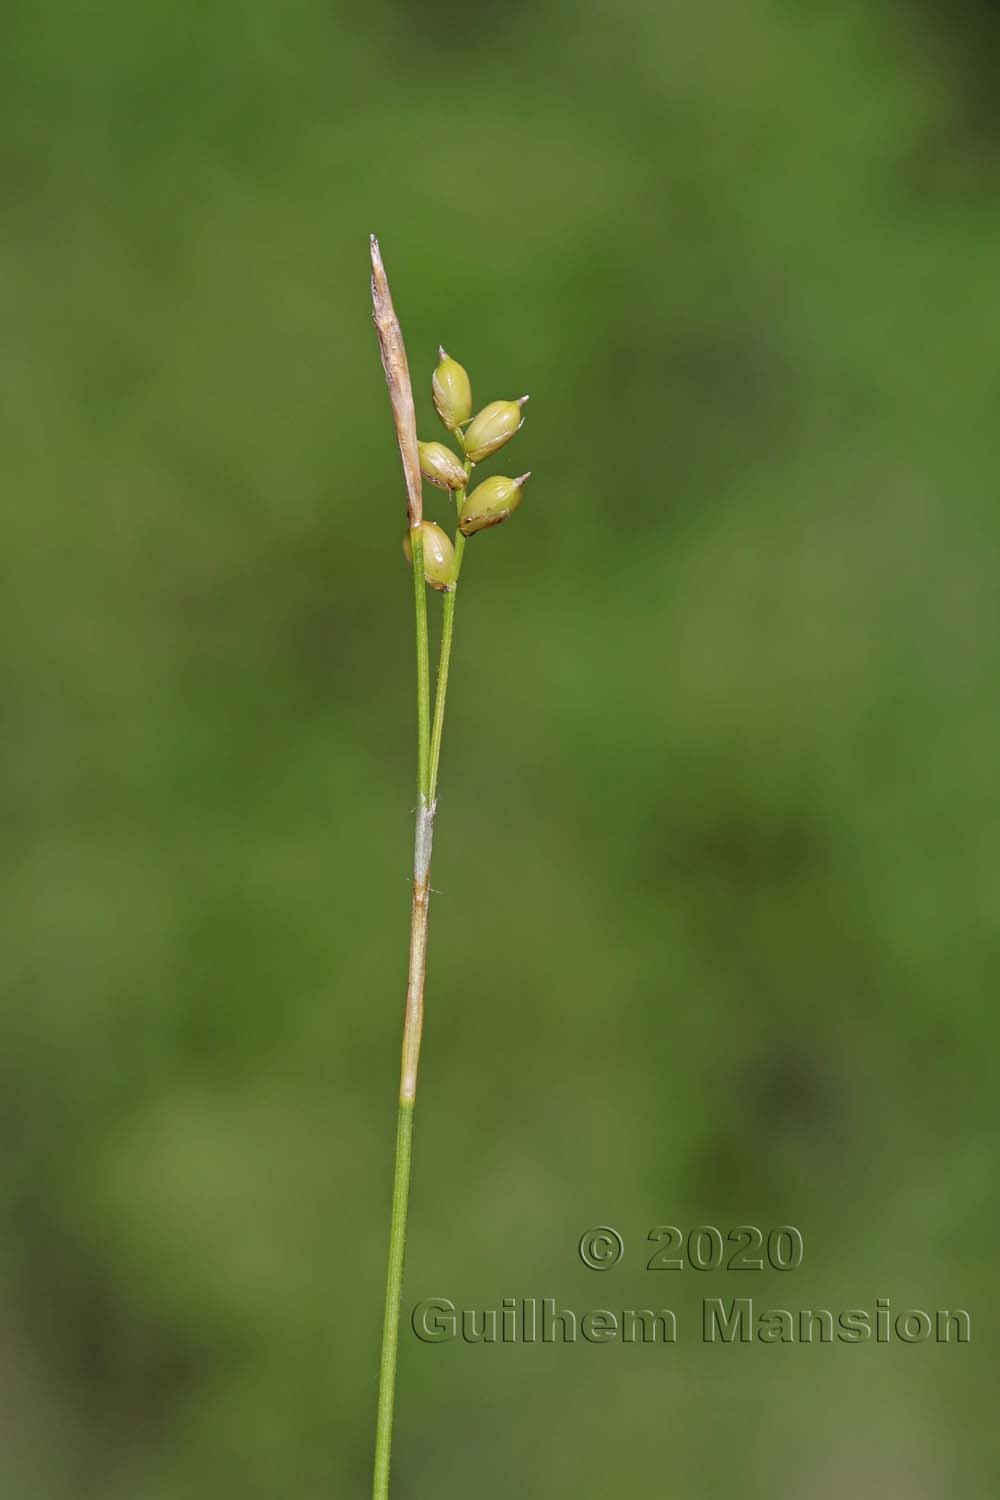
<box><xmin>372</xmin><ymin>1097</ymin><xmax>414</xmax><ymax>1500</ymax></box>
<box><xmin>411</xmin><ymin>528</ymin><xmax>431</xmax><ymax>799</ymax></box>
<box><xmin>428</xmin><ymin>531</ymin><xmax>466</xmax><ymax>802</ymax></box>
<box><xmin>372</xmin><ymin>526</ymin><xmax>435</xmax><ymax>1500</ymax></box>
<box><xmin>428</xmin><ymin>451</ymin><xmax>471</xmax><ymax>802</ymax></box>
<box><xmin>374</xmin><ymin>450</ymin><xmax>470</xmax><ymax>1500</ymax></box>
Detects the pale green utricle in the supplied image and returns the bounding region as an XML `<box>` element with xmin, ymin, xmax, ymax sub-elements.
<box><xmin>431</xmin><ymin>349</ymin><xmax>472</xmax><ymax>432</ymax></box>
<box><xmin>418</xmin><ymin>440</ymin><xmax>467</xmax><ymax>491</ymax></box>
<box><xmin>462</xmin><ymin>396</ymin><xmax>528</xmax><ymax>462</ymax></box>
<box><xmin>458</xmin><ymin>473</ymin><xmax>530</xmax><ymax>536</ymax></box>
<box><xmin>403</xmin><ymin>520</ymin><xmax>458</xmax><ymax>589</ymax></box>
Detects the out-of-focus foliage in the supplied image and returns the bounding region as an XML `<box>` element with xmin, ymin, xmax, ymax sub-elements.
<box><xmin>2</xmin><ymin>0</ymin><xmax>997</xmax><ymax>1494</ymax></box>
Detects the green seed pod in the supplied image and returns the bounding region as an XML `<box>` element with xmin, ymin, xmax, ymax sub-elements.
<box><xmin>402</xmin><ymin>521</ymin><xmax>457</xmax><ymax>590</ymax></box>
<box><xmin>462</xmin><ymin>396</ymin><xmax>528</xmax><ymax>463</ymax></box>
<box><xmin>432</xmin><ymin>347</ymin><xmax>472</xmax><ymax>432</ymax></box>
<box><xmin>418</xmin><ymin>440</ymin><xmax>467</xmax><ymax>491</ymax></box>
<box><xmin>458</xmin><ymin>473</ymin><xmax>530</xmax><ymax>536</ymax></box>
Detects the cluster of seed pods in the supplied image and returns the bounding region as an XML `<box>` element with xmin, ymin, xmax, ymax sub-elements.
<box><xmin>403</xmin><ymin>349</ymin><xmax>531</xmax><ymax>591</ymax></box>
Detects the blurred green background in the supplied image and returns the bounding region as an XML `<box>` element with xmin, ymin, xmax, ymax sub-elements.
<box><xmin>3</xmin><ymin>0</ymin><xmax>998</xmax><ymax>1494</ymax></box>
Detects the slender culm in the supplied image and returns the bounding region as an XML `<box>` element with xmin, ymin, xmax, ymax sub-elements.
<box><xmin>369</xmin><ymin>236</ymin><xmax>533</xmax><ymax>1500</ymax></box>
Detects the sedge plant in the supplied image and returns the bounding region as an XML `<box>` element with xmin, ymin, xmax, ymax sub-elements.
<box><xmin>369</xmin><ymin>235</ymin><xmax>532</xmax><ymax>1500</ymax></box>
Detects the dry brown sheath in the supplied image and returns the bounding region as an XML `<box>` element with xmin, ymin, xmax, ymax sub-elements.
<box><xmin>370</xmin><ymin>235</ymin><xmax>423</xmax><ymax>528</ymax></box>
